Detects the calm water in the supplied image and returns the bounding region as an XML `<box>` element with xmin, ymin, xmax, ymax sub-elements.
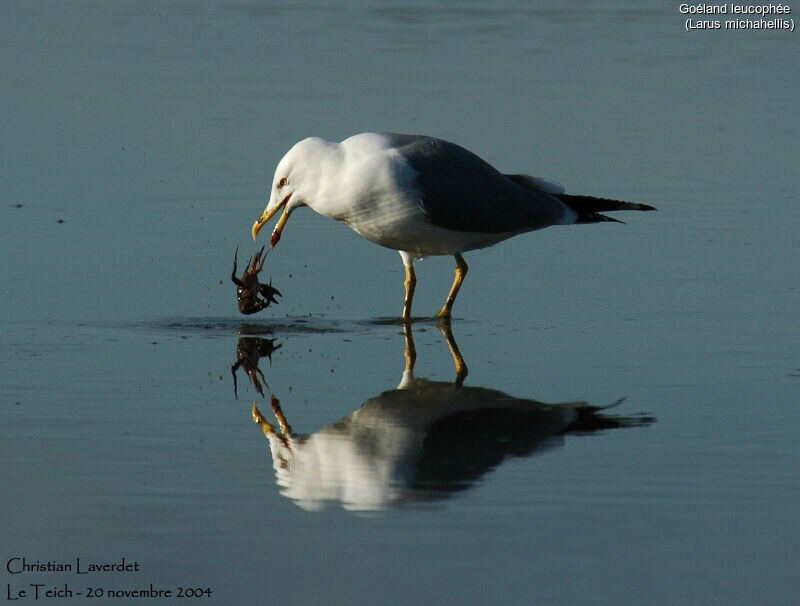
<box><xmin>2</xmin><ymin>2</ymin><xmax>798</xmax><ymax>604</ymax></box>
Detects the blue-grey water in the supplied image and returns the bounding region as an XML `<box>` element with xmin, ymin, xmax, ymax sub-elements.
<box><xmin>2</xmin><ymin>2</ymin><xmax>798</xmax><ymax>604</ymax></box>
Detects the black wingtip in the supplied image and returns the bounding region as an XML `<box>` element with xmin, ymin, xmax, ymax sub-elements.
<box><xmin>559</xmin><ymin>194</ymin><xmax>657</xmax><ymax>223</ymax></box>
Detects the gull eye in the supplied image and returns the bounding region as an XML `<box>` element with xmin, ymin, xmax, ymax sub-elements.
<box><xmin>278</xmin><ymin>177</ymin><xmax>288</xmax><ymax>188</ymax></box>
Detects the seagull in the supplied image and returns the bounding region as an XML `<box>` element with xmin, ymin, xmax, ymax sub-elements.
<box><xmin>251</xmin><ymin>133</ymin><xmax>655</xmax><ymax>321</ymax></box>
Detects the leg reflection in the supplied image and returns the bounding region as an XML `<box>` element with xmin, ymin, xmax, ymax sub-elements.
<box><xmin>401</xmin><ymin>321</ymin><xmax>469</xmax><ymax>387</ymax></box>
<box><xmin>403</xmin><ymin>322</ymin><xmax>417</xmax><ymax>374</ymax></box>
<box><xmin>438</xmin><ymin>322</ymin><xmax>468</xmax><ymax>387</ymax></box>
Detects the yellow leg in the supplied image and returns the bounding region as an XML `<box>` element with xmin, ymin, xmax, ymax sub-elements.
<box><xmin>436</xmin><ymin>253</ymin><xmax>468</xmax><ymax>320</ymax></box>
<box><xmin>402</xmin><ymin>264</ymin><xmax>416</xmax><ymax>322</ymax></box>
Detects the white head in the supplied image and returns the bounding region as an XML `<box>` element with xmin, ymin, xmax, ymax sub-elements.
<box><xmin>251</xmin><ymin>137</ymin><xmax>335</xmax><ymax>246</ymax></box>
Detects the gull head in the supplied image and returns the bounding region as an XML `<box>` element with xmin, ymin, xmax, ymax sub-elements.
<box><xmin>251</xmin><ymin>137</ymin><xmax>332</xmax><ymax>246</ymax></box>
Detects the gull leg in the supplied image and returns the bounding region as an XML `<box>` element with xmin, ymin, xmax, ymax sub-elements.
<box><xmin>436</xmin><ymin>253</ymin><xmax>468</xmax><ymax>320</ymax></box>
<box><xmin>402</xmin><ymin>263</ymin><xmax>417</xmax><ymax>322</ymax></box>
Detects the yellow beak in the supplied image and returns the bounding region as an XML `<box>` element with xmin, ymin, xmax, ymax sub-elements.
<box><xmin>252</xmin><ymin>195</ymin><xmax>291</xmax><ymax>246</ymax></box>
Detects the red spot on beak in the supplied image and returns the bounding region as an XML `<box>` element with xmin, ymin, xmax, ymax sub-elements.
<box><xmin>269</xmin><ymin>192</ymin><xmax>292</xmax><ymax>247</ymax></box>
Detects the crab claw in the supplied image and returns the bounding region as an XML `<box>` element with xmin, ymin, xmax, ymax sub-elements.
<box><xmin>260</xmin><ymin>280</ymin><xmax>282</xmax><ymax>305</ymax></box>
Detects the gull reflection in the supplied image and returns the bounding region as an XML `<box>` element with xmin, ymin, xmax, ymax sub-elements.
<box><xmin>252</xmin><ymin>325</ymin><xmax>654</xmax><ymax>512</ymax></box>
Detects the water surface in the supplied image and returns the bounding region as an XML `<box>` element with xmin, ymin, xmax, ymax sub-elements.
<box><xmin>2</xmin><ymin>2</ymin><xmax>798</xmax><ymax>604</ymax></box>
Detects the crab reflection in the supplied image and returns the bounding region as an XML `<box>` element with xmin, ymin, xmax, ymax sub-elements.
<box><xmin>231</xmin><ymin>337</ymin><xmax>281</xmax><ymax>398</ymax></box>
<box><xmin>252</xmin><ymin>325</ymin><xmax>654</xmax><ymax>512</ymax></box>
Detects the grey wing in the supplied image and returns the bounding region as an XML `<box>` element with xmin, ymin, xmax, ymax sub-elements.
<box><xmin>388</xmin><ymin>134</ymin><xmax>570</xmax><ymax>233</ymax></box>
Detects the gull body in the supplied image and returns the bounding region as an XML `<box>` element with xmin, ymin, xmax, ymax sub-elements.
<box><xmin>252</xmin><ymin>132</ymin><xmax>654</xmax><ymax>320</ymax></box>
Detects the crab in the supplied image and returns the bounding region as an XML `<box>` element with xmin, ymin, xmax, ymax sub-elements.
<box><xmin>231</xmin><ymin>246</ymin><xmax>281</xmax><ymax>315</ymax></box>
